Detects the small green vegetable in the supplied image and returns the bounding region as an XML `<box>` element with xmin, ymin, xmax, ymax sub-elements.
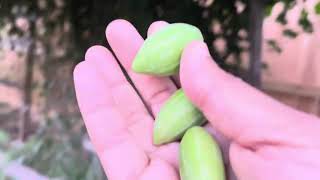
<box><xmin>180</xmin><ymin>127</ymin><xmax>225</xmax><ymax>180</ymax></box>
<box><xmin>132</xmin><ymin>23</ymin><xmax>203</xmax><ymax>76</ymax></box>
<box><xmin>153</xmin><ymin>89</ymin><xmax>206</xmax><ymax>145</ymax></box>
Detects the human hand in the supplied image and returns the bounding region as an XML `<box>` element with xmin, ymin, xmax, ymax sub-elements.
<box><xmin>179</xmin><ymin>41</ymin><xmax>320</xmax><ymax>179</ymax></box>
<box><xmin>74</xmin><ymin>20</ymin><xmax>181</xmax><ymax>180</ymax></box>
<box><xmin>74</xmin><ymin>19</ymin><xmax>320</xmax><ymax>180</ymax></box>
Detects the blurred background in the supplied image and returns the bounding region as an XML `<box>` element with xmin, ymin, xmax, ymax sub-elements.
<box><xmin>0</xmin><ymin>0</ymin><xmax>319</xmax><ymax>179</ymax></box>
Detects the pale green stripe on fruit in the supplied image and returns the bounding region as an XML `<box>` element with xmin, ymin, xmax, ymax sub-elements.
<box><xmin>180</xmin><ymin>127</ymin><xmax>226</xmax><ymax>180</ymax></box>
<box><xmin>153</xmin><ymin>89</ymin><xmax>206</xmax><ymax>145</ymax></box>
<box><xmin>132</xmin><ymin>23</ymin><xmax>204</xmax><ymax>76</ymax></box>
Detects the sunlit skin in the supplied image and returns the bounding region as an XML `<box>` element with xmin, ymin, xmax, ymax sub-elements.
<box><xmin>73</xmin><ymin>19</ymin><xmax>320</xmax><ymax>180</ymax></box>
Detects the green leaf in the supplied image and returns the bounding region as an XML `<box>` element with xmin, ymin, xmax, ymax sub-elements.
<box><xmin>315</xmin><ymin>2</ymin><xmax>320</xmax><ymax>15</ymax></box>
<box><xmin>276</xmin><ymin>11</ymin><xmax>287</xmax><ymax>25</ymax></box>
<box><xmin>282</xmin><ymin>29</ymin><xmax>298</xmax><ymax>38</ymax></box>
<box><xmin>265</xmin><ymin>4</ymin><xmax>273</xmax><ymax>17</ymax></box>
<box><xmin>0</xmin><ymin>131</ymin><xmax>10</xmax><ymax>145</ymax></box>
<box><xmin>267</xmin><ymin>40</ymin><xmax>282</xmax><ymax>53</ymax></box>
<box><xmin>299</xmin><ymin>9</ymin><xmax>313</xmax><ymax>33</ymax></box>
<box><xmin>0</xmin><ymin>171</ymin><xmax>5</xmax><ymax>180</ymax></box>
<box><xmin>85</xmin><ymin>155</ymin><xmax>106</xmax><ymax>180</ymax></box>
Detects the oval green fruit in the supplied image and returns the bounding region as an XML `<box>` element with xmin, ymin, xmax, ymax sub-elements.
<box><xmin>180</xmin><ymin>127</ymin><xmax>225</xmax><ymax>180</ymax></box>
<box><xmin>153</xmin><ymin>89</ymin><xmax>206</xmax><ymax>145</ymax></box>
<box><xmin>132</xmin><ymin>23</ymin><xmax>204</xmax><ymax>76</ymax></box>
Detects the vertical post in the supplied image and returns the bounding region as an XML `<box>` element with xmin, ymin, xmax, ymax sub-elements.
<box><xmin>248</xmin><ymin>0</ymin><xmax>264</xmax><ymax>88</ymax></box>
<box><xmin>19</xmin><ymin>20</ymin><xmax>35</xmax><ymax>140</ymax></box>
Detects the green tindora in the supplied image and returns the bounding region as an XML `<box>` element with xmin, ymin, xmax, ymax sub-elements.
<box><xmin>132</xmin><ymin>23</ymin><xmax>204</xmax><ymax>76</ymax></box>
<box><xmin>180</xmin><ymin>127</ymin><xmax>225</xmax><ymax>180</ymax></box>
<box><xmin>153</xmin><ymin>89</ymin><xmax>206</xmax><ymax>145</ymax></box>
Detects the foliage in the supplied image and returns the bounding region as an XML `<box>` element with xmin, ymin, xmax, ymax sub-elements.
<box><xmin>316</xmin><ymin>2</ymin><xmax>320</xmax><ymax>15</ymax></box>
<box><xmin>266</xmin><ymin>39</ymin><xmax>282</xmax><ymax>53</ymax></box>
<box><xmin>282</xmin><ymin>29</ymin><xmax>298</xmax><ymax>38</ymax></box>
<box><xmin>1</xmin><ymin>0</ymin><xmax>317</xmax><ymax>73</ymax></box>
<box><xmin>267</xmin><ymin>0</ymin><xmax>317</xmax><ymax>51</ymax></box>
<box><xmin>0</xmin><ymin>116</ymin><xmax>106</xmax><ymax>179</ymax></box>
<box><xmin>298</xmin><ymin>9</ymin><xmax>313</xmax><ymax>33</ymax></box>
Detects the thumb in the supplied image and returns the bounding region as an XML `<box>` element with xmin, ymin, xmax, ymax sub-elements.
<box><xmin>180</xmin><ymin>41</ymin><xmax>319</xmax><ymax>146</ymax></box>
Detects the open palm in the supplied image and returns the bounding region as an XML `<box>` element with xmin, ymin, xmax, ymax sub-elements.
<box><xmin>74</xmin><ymin>20</ymin><xmax>183</xmax><ymax>180</ymax></box>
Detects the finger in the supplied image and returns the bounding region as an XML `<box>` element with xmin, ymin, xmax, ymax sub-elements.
<box><xmin>84</xmin><ymin>46</ymin><xmax>150</xmax><ymax>126</ymax></box>
<box><xmin>74</xmin><ymin>61</ymin><xmax>149</xmax><ymax>180</ymax></box>
<box><xmin>106</xmin><ymin>20</ymin><xmax>178</xmax><ymax>174</ymax></box>
<box><xmin>147</xmin><ymin>21</ymin><xmax>169</xmax><ymax>36</ymax></box>
<box><xmin>84</xmin><ymin>46</ymin><xmax>156</xmax><ymax>153</ymax></box>
<box><xmin>180</xmin><ymin>41</ymin><xmax>316</xmax><ymax>146</ymax></box>
<box><xmin>74</xmin><ymin>61</ymin><xmax>125</xmax><ymax>152</ymax></box>
<box><xmin>106</xmin><ymin>19</ymin><xmax>177</xmax><ymax>116</ymax></box>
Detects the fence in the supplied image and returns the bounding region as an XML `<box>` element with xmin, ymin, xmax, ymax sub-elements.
<box><xmin>263</xmin><ymin>80</ymin><xmax>320</xmax><ymax>116</ymax></box>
